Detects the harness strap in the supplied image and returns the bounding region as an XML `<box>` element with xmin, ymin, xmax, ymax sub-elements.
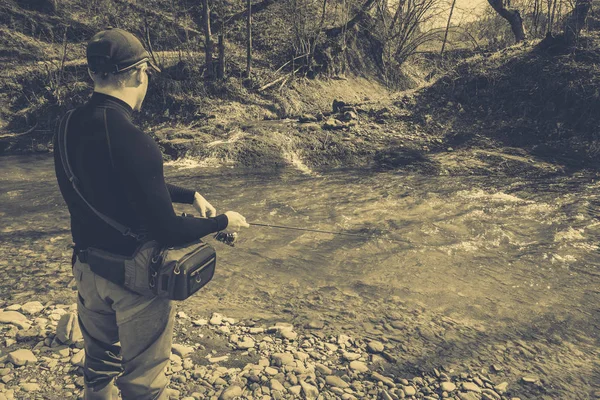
<box><xmin>57</xmin><ymin>109</ymin><xmax>142</xmax><ymax>241</ymax></box>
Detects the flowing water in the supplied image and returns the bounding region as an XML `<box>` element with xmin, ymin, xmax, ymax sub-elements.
<box><xmin>1</xmin><ymin>154</ymin><xmax>599</xmax><ymax>396</ymax></box>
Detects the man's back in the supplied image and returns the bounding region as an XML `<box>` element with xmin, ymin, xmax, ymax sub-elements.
<box><xmin>54</xmin><ymin>92</ymin><xmax>144</xmax><ymax>255</ymax></box>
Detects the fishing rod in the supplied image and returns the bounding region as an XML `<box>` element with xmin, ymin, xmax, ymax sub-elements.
<box><xmin>214</xmin><ymin>222</ymin><xmax>411</xmax><ymax>246</ymax></box>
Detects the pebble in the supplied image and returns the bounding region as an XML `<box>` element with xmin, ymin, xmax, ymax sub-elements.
<box><xmin>462</xmin><ymin>381</ymin><xmax>482</xmax><ymax>393</ymax></box>
<box><xmin>288</xmin><ymin>385</ymin><xmax>302</xmax><ymax>395</ymax></box>
<box><xmin>8</xmin><ymin>349</ymin><xmax>38</xmax><ymax>366</ymax></box>
<box><xmin>70</xmin><ymin>351</ymin><xmax>85</xmax><ymax>367</ymax></box>
<box><xmin>210</xmin><ymin>313</ymin><xmax>223</xmax><ymax>325</ymax></box>
<box><xmin>0</xmin><ymin>311</ymin><xmax>30</xmax><ymax>329</ymax></box>
<box><xmin>20</xmin><ymin>383</ymin><xmax>40</xmax><ymax>392</ymax></box>
<box><xmin>172</xmin><ymin>344</ymin><xmax>194</xmax><ymax>358</ymax></box>
<box><xmin>367</xmin><ymin>340</ymin><xmax>385</xmax><ymax>353</ymax></box>
<box><xmin>494</xmin><ymin>382</ymin><xmax>508</xmax><ymax>394</ymax></box>
<box><xmin>522</xmin><ymin>376</ymin><xmax>538</xmax><ymax>384</ymax></box>
<box><xmin>280</xmin><ymin>330</ymin><xmax>298</xmax><ymax>341</ymax></box>
<box><xmin>21</xmin><ymin>302</ymin><xmax>44</xmax><ymax>315</ymax></box>
<box><xmin>440</xmin><ymin>381</ymin><xmax>456</xmax><ymax>392</ymax></box>
<box><xmin>237</xmin><ymin>337</ymin><xmax>255</xmax><ymax>349</ymax></box>
<box><xmin>325</xmin><ymin>375</ymin><xmax>349</xmax><ymax>388</ymax></box>
<box><xmin>404</xmin><ymin>386</ymin><xmax>417</xmax><ymax>396</ymax></box>
<box><xmin>270</xmin><ymin>379</ymin><xmax>285</xmax><ymax>392</ymax></box>
<box><xmin>305</xmin><ymin>320</ymin><xmax>324</xmax><ymax>329</ymax></box>
<box><xmin>315</xmin><ymin>363</ymin><xmax>332</xmax><ymax>375</ymax></box>
<box><xmin>191</xmin><ymin>319</ymin><xmax>208</xmax><ymax>326</ymax></box>
<box><xmin>300</xmin><ymin>380</ymin><xmax>319</xmax><ymax>399</ymax></box>
<box><xmin>342</xmin><ymin>351</ymin><xmax>361</xmax><ymax>361</ymax></box>
<box><xmin>56</xmin><ymin>347</ymin><xmax>71</xmax><ymax>357</ymax></box>
<box><xmin>55</xmin><ymin>312</ymin><xmax>82</xmax><ymax>344</ymax></box>
<box><xmin>349</xmin><ymin>361</ymin><xmax>369</xmax><ymax>373</ymax></box>
<box><xmin>5</xmin><ymin>304</ymin><xmax>21</xmax><ymax>311</ymax></box>
<box><xmin>371</xmin><ymin>372</ymin><xmax>395</xmax><ymax>388</ymax></box>
<box><xmin>271</xmin><ymin>353</ymin><xmax>295</xmax><ymax>367</ymax></box>
<box><xmin>177</xmin><ymin>311</ymin><xmax>190</xmax><ymax>319</ymax></box>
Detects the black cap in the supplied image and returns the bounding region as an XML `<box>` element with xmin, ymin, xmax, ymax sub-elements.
<box><xmin>87</xmin><ymin>28</ymin><xmax>160</xmax><ymax>74</ymax></box>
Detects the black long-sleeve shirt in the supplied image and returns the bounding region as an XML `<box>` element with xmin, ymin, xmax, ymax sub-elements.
<box><xmin>54</xmin><ymin>92</ymin><xmax>228</xmax><ymax>256</ymax></box>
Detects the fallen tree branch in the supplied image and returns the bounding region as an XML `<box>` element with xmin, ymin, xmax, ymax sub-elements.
<box><xmin>0</xmin><ymin>124</ymin><xmax>39</xmax><ymax>139</ymax></box>
<box><xmin>258</xmin><ymin>67</ymin><xmax>301</xmax><ymax>91</ymax></box>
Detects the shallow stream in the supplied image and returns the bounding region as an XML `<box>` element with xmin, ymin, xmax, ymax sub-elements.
<box><xmin>1</xmin><ymin>154</ymin><xmax>599</xmax><ymax>396</ymax></box>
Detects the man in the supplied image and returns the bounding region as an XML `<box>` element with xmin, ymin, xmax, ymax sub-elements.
<box><xmin>53</xmin><ymin>28</ymin><xmax>249</xmax><ymax>399</ymax></box>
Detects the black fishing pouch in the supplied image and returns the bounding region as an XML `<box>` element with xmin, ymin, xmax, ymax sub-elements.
<box><xmin>84</xmin><ymin>240</ymin><xmax>217</xmax><ymax>300</ymax></box>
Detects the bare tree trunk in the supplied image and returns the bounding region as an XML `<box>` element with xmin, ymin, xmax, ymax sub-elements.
<box><xmin>564</xmin><ymin>0</ymin><xmax>591</xmax><ymax>47</ymax></box>
<box><xmin>218</xmin><ymin>32</ymin><xmax>225</xmax><ymax>79</ymax></box>
<box><xmin>487</xmin><ymin>0</ymin><xmax>526</xmax><ymax>42</ymax></box>
<box><xmin>246</xmin><ymin>0</ymin><xmax>252</xmax><ymax>76</ymax></box>
<box><xmin>203</xmin><ymin>0</ymin><xmax>213</xmax><ymax>80</ymax></box>
<box><xmin>441</xmin><ymin>0</ymin><xmax>457</xmax><ymax>55</ymax></box>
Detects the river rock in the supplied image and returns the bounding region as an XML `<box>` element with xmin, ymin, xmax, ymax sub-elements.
<box><xmin>219</xmin><ymin>385</ymin><xmax>242</xmax><ymax>400</ymax></box>
<box><xmin>457</xmin><ymin>392</ymin><xmax>480</xmax><ymax>400</ymax></box>
<box><xmin>16</xmin><ymin>327</ymin><xmax>41</xmax><ymax>342</ymax></box>
<box><xmin>440</xmin><ymin>381</ymin><xmax>456</xmax><ymax>392</ymax></box>
<box><xmin>280</xmin><ymin>330</ymin><xmax>298</xmax><ymax>341</ymax></box>
<box><xmin>271</xmin><ymin>353</ymin><xmax>295</xmax><ymax>367</ymax></box>
<box><xmin>325</xmin><ymin>375</ymin><xmax>349</xmax><ymax>388</ymax></box>
<box><xmin>172</xmin><ymin>344</ymin><xmax>194</xmax><ymax>358</ymax></box>
<box><xmin>71</xmin><ymin>351</ymin><xmax>85</xmax><ymax>367</ymax></box>
<box><xmin>462</xmin><ymin>382</ymin><xmax>482</xmax><ymax>393</ymax></box>
<box><xmin>403</xmin><ymin>386</ymin><xmax>417</xmax><ymax>396</ymax></box>
<box><xmin>305</xmin><ymin>320</ymin><xmax>324</xmax><ymax>329</ymax></box>
<box><xmin>300</xmin><ymin>380</ymin><xmax>319</xmax><ymax>399</ymax></box>
<box><xmin>372</xmin><ymin>372</ymin><xmax>395</xmax><ymax>387</ymax></box>
<box><xmin>0</xmin><ymin>311</ymin><xmax>30</xmax><ymax>329</ymax></box>
<box><xmin>55</xmin><ymin>312</ymin><xmax>82</xmax><ymax>344</ymax></box>
<box><xmin>315</xmin><ymin>363</ymin><xmax>332</xmax><ymax>375</ymax></box>
<box><xmin>522</xmin><ymin>376</ymin><xmax>538</xmax><ymax>384</ymax></box>
<box><xmin>367</xmin><ymin>340</ymin><xmax>384</xmax><ymax>354</ymax></box>
<box><xmin>342</xmin><ymin>351</ymin><xmax>361</xmax><ymax>361</ymax></box>
<box><xmin>20</xmin><ymin>382</ymin><xmax>40</xmax><ymax>392</ymax></box>
<box><xmin>288</xmin><ymin>385</ymin><xmax>302</xmax><ymax>396</ymax></box>
<box><xmin>21</xmin><ymin>302</ymin><xmax>44</xmax><ymax>315</ymax></box>
<box><xmin>494</xmin><ymin>382</ymin><xmax>508</xmax><ymax>394</ymax></box>
<box><xmin>349</xmin><ymin>361</ymin><xmax>369</xmax><ymax>373</ymax></box>
<box><xmin>482</xmin><ymin>388</ymin><xmax>501</xmax><ymax>400</ymax></box>
<box><xmin>237</xmin><ymin>337</ymin><xmax>255</xmax><ymax>349</ymax></box>
<box><xmin>8</xmin><ymin>349</ymin><xmax>37</xmax><ymax>366</ymax></box>
<box><xmin>5</xmin><ymin>304</ymin><xmax>21</xmax><ymax>311</ymax></box>
<box><xmin>270</xmin><ymin>379</ymin><xmax>285</xmax><ymax>392</ymax></box>
<box><xmin>210</xmin><ymin>313</ymin><xmax>223</xmax><ymax>325</ymax></box>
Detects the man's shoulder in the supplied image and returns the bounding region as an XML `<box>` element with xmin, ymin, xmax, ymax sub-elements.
<box><xmin>104</xmin><ymin>109</ymin><xmax>162</xmax><ymax>165</ymax></box>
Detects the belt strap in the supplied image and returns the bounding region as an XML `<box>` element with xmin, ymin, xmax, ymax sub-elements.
<box><xmin>77</xmin><ymin>249</ymin><xmax>126</xmax><ymax>286</ymax></box>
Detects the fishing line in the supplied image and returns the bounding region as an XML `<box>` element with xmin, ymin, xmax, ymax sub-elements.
<box><xmin>248</xmin><ymin>222</ymin><xmax>411</xmax><ymax>244</ymax></box>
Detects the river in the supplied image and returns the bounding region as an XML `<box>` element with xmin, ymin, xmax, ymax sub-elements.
<box><xmin>0</xmin><ymin>154</ymin><xmax>598</xmax><ymax>398</ymax></box>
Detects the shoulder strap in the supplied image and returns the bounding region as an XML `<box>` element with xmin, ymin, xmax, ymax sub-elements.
<box><xmin>57</xmin><ymin>109</ymin><xmax>142</xmax><ymax>241</ymax></box>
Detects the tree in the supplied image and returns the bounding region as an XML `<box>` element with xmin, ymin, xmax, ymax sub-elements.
<box><xmin>563</xmin><ymin>0</ymin><xmax>591</xmax><ymax>47</ymax></box>
<box><xmin>487</xmin><ymin>0</ymin><xmax>526</xmax><ymax>42</ymax></box>
<box><xmin>203</xmin><ymin>0</ymin><xmax>213</xmax><ymax>79</ymax></box>
<box><xmin>246</xmin><ymin>0</ymin><xmax>252</xmax><ymax>76</ymax></box>
<box><xmin>441</xmin><ymin>0</ymin><xmax>457</xmax><ymax>55</ymax></box>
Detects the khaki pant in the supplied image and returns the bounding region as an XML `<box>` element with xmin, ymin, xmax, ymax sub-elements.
<box><xmin>73</xmin><ymin>258</ymin><xmax>175</xmax><ymax>400</ymax></box>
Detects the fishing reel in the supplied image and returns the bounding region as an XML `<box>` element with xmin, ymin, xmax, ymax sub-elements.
<box><xmin>214</xmin><ymin>231</ymin><xmax>237</xmax><ymax>247</ymax></box>
<box><xmin>180</xmin><ymin>212</ymin><xmax>237</xmax><ymax>247</ymax></box>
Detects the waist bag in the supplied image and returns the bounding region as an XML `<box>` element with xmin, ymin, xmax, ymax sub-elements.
<box><xmin>57</xmin><ymin>109</ymin><xmax>217</xmax><ymax>300</ymax></box>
